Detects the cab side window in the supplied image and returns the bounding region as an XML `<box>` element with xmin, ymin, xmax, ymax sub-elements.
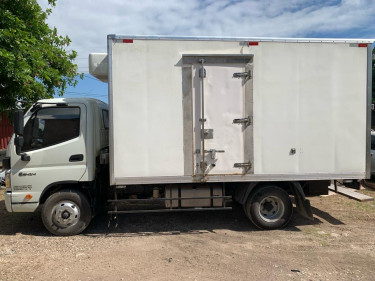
<box><xmin>22</xmin><ymin>107</ymin><xmax>80</xmax><ymax>152</ymax></box>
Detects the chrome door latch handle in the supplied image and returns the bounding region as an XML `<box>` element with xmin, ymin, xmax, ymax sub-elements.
<box><xmin>205</xmin><ymin>149</ymin><xmax>225</xmax><ymax>159</ymax></box>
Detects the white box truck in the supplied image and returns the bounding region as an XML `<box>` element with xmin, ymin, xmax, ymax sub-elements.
<box><xmin>2</xmin><ymin>35</ymin><xmax>373</xmax><ymax>235</ymax></box>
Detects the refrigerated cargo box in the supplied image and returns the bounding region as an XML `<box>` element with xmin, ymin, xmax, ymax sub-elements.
<box><xmin>89</xmin><ymin>36</ymin><xmax>372</xmax><ymax>186</ymax></box>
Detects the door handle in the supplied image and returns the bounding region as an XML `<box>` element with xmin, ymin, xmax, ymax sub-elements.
<box><xmin>204</xmin><ymin>149</ymin><xmax>225</xmax><ymax>159</ymax></box>
<box><xmin>69</xmin><ymin>154</ymin><xmax>84</xmax><ymax>162</ymax></box>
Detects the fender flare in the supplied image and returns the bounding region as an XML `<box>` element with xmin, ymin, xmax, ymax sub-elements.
<box><xmin>233</xmin><ymin>182</ymin><xmax>258</xmax><ymax>205</ymax></box>
<box><xmin>39</xmin><ymin>181</ymin><xmax>83</xmax><ymax>204</ymax></box>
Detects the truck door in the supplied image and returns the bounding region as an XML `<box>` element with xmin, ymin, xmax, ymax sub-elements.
<box><xmin>186</xmin><ymin>55</ymin><xmax>253</xmax><ymax>177</ymax></box>
<box><xmin>10</xmin><ymin>103</ymin><xmax>87</xmax><ymax>206</ymax></box>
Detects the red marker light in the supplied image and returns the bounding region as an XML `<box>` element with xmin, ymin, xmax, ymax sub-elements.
<box><xmin>122</xmin><ymin>39</ymin><xmax>133</xmax><ymax>43</ymax></box>
<box><xmin>358</xmin><ymin>43</ymin><xmax>367</xmax><ymax>47</ymax></box>
<box><xmin>248</xmin><ymin>42</ymin><xmax>259</xmax><ymax>46</ymax></box>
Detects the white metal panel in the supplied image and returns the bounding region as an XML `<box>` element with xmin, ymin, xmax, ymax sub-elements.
<box><xmin>111</xmin><ymin>41</ymin><xmax>185</xmax><ymax>178</ymax></box>
<box><xmin>252</xmin><ymin>42</ymin><xmax>367</xmax><ymax>174</ymax></box>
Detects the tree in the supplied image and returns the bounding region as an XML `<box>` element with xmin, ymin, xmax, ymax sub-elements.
<box><xmin>0</xmin><ymin>0</ymin><xmax>81</xmax><ymax>112</ymax></box>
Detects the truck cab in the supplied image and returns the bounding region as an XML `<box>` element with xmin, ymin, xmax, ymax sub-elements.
<box><xmin>3</xmin><ymin>98</ymin><xmax>109</xmax><ymax>235</ymax></box>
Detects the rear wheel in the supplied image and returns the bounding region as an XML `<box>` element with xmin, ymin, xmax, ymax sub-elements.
<box><xmin>244</xmin><ymin>185</ymin><xmax>293</xmax><ymax>230</ymax></box>
<box><xmin>41</xmin><ymin>189</ymin><xmax>92</xmax><ymax>236</ymax></box>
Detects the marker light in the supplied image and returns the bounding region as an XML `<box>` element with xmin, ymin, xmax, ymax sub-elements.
<box><xmin>25</xmin><ymin>194</ymin><xmax>33</xmax><ymax>200</ymax></box>
<box><xmin>248</xmin><ymin>42</ymin><xmax>259</xmax><ymax>46</ymax></box>
<box><xmin>122</xmin><ymin>39</ymin><xmax>133</xmax><ymax>43</ymax></box>
<box><xmin>5</xmin><ymin>172</ymin><xmax>10</xmax><ymax>189</ymax></box>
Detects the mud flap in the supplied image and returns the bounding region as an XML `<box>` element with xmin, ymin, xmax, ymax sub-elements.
<box><xmin>291</xmin><ymin>182</ymin><xmax>314</xmax><ymax>220</ymax></box>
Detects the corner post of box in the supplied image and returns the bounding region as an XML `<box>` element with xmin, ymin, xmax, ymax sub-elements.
<box><xmin>366</xmin><ymin>44</ymin><xmax>372</xmax><ymax>179</ymax></box>
<box><xmin>107</xmin><ymin>35</ymin><xmax>116</xmax><ymax>186</ymax></box>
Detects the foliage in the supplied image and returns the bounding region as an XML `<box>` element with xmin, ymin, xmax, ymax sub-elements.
<box><xmin>0</xmin><ymin>0</ymin><xmax>82</xmax><ymax>112</ymax></box>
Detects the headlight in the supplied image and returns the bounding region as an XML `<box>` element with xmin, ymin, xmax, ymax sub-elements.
<box><xmin>5</xmin><ymin>171</ymin><xmax>11</xmax><ymax>191</ymax></box>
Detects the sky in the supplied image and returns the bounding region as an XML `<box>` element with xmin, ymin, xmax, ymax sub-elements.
<box><xmin>38</xmin><ymin>0</ymin><xmax>375</xmax><ymax>103</ymax></box>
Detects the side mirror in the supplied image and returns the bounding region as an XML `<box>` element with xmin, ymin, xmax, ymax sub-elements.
<box><xmin>13</xmin><ymin>110</ymin><xmax>24</xmax><ymax>136</ymax></box>
<box><xmin>14</xmin><ymin>136</ymin><xmax>24</xmax><ymax>155</ymax></box>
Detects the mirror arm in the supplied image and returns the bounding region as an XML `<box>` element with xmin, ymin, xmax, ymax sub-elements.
<box><xmin>20</xmin><ymin>153</ymin><xmax>30</xmax><ymax>161</ymax></box>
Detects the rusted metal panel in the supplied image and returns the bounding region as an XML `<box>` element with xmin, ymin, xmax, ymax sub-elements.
<box><xmin>0</xmin><ymin>112</ymin><xmax>13</xmax><ymax>150</ymax></box>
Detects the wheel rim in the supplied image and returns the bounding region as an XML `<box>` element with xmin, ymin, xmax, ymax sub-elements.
<box><xmin>258</xmin><ymin>196</ymin><xmax>285</xmax><ymax>222</ymax></box>
<box><xmin>52</xmin><ymin>201</ymin><xmax>80</xmax><ymax>228</ymax></box>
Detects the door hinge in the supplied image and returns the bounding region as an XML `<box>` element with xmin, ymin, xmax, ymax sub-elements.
<box><xmin>234</xmin><ymin>161</ymin><xmax>252</xmax><ymax>169</ymax></box>
<box><xmin>233</xmin><ymin>70</ymin><xmax>251</xmax><ymax>79</ymax></box>
<box><xmin>233</xmin><ymin>116</ymin><xmax>251</xmax><ymax>126</ymax></box>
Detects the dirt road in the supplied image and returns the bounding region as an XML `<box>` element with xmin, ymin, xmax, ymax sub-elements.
<box><xmin>1</xmin><ymin>188</ymin><xmax>374</xmax><ymax>281</ymax></box>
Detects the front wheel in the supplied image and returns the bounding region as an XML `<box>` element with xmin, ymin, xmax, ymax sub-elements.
<box><xmin>244</xmin><ymin>185</ymin><xmax>293</xmax><ymax>230</ymax></box>
<box><xmin>41</xmin><ymin>189</ymin><xmax>92</xmax><ymax>236</ymax></box>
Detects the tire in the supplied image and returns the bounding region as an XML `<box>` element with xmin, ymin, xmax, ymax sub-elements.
<box><xmin>244</xmin><ymin>185</ymin><xmax>292</xmax><ymax>230</ymax></box>
<box><xmin>41</xmin><ymin>189</ymin><xmax>92</xmax><ymax>236</ymax></box>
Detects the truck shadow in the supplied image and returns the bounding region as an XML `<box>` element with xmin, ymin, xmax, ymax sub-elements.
<box><xmin>86</xmin><ymin>205</ymin><xmax>344</xmax><ymax>237</ymax></box>
<box><xmin>0</xmin><ymin>197</ymin><xmax>344</xmax><ymax>237</ymax></box>
<box><xmin>0</xmin><ymin>195</ymin><xmax>47</xmax><ymax>236</ymax></box>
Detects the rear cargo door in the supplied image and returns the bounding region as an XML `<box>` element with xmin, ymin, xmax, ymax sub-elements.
<box><xmin>188</xmin><ymin>55</ymin><xmax>253</xmax><ymax>176</ymax></box>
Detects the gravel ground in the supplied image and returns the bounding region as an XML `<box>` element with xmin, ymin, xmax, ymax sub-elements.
<box><xmin>0</xmin><ymin>187</ymin><xmax>375</xmax><ymax>281</ymax></box>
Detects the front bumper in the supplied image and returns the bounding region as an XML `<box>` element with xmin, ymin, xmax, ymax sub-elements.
<box><xmin>4</xmin><ymin>191</ymin><xmax>39</xmax><ymax>212</ymax></box>
<box><xmin>4</xmin><ymin>191</ymin><xmax>12</xmax><ymax>212</ymax></box>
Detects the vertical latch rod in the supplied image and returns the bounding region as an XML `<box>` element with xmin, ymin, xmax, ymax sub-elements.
<box><xmin>199</xmin><ymin>59</ymin><xmax>207</xmax><ymax>174</ymax></box>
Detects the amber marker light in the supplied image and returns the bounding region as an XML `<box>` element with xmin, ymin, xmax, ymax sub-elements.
<box><xmin>25</xmin><ymin>194</ymin><xmax>33</xmax><ymax>200</ymax></box>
